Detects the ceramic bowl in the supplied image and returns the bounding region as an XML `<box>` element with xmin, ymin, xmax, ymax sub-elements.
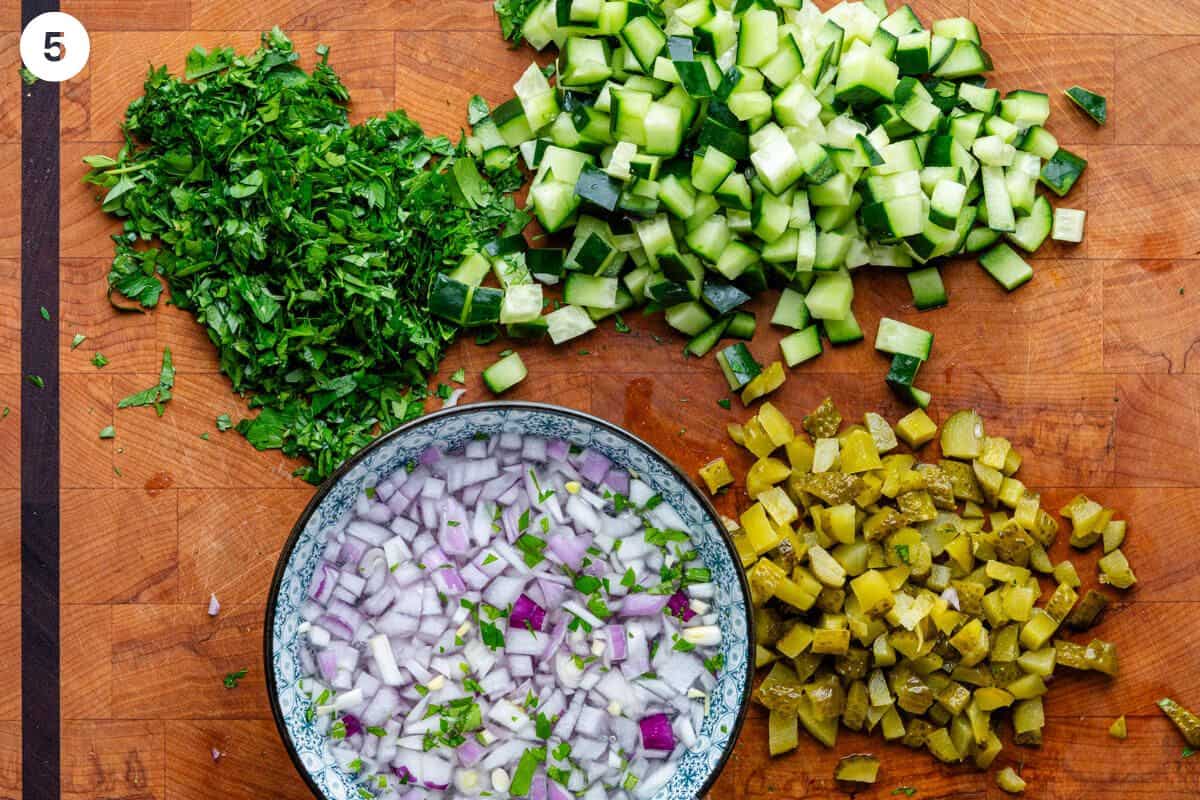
<box><xmin>265</xmin><ymin>401</ymin><xmax>754</xmax><ymax>800</ymax></box>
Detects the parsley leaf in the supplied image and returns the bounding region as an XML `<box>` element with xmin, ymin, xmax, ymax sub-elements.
<box><xmin>222</xmin><ymin>667</ymin><xmax>248</xmax><ymax>688</ymax></box>
<box><xmin>895</xmin><ymin>544</ymin><xmax>911</xmax><ymax>564</ymax></box>
<box><xmin>90</xmin><ymin>352</ymin><xmax>109</xmax><ymax>368</ymax></box>
<box><xmin>117</xmin><ymin>348</ymin><xmax>174</xmax><ymax>416</ymax></box>
<box><xmin>535</xmin><ymin>712</ymin><xmax>553</xmax><ymax>739</ymax></box>
<box><xmin>892</xmin><ymin>789</ymin><xmax>918</xmax><ymax>797</ymax></box>
<box><xmin>70</xmin><ymin>333</ymin><xmax>86</xmax><ymax>350</ymax></box>
<box><xmin>451</xmin><ymin>367</ymin><xmax>466</xmax><ymax>384</ymax></box>
<box><xmin>614</xmin><ymin>313</ymin><xmax>630</xmax><ymax>333</ymax></box>
<box><xmin>480</xmin><ymin>620</ymin><xmax>504</xmax><ymax>650</ymax></box>
<box><xmin>717</xmin><ymin>398</ymin><xmax>731</xmax><ymax>410</ymax></box>
<box><xmin>493</xmin><ymin>0</ymin><xmax>544</xmax><ymax>42</ymax></box>
<box><xmin>25</xmin><ymin>375</ymin><xmax>44</xmax><ymax>389</ymax></box>
<box><xmin>216</xmin><ymin>414</ymin><xmax>233</xmax><ymax>432</ymax></box>
<box><xmin>98</xmin><ymin>425</ymin><xmax>116</xmax><ymax>439</ymax></box>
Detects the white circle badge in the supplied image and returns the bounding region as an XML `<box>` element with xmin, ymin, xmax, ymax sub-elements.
<box><xmin>20</xmin><ymin>12</ymin><xmax>90</xmax><ymax>82</ymax></box>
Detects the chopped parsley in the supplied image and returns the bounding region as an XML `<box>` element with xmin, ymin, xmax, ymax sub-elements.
<box><xmin>222</xmin><ymin>667</ymin><xmax>248</xmax><ymax>688</ymax></box>
<box><xmin>892</xmin><ymin>789</ymin><xmax>918</xmax><ymax>797</ymax></box>
<box><xmin>717</xmin><ymin>398</ymin><xmax>731</xmax><ymax>409</ymax></box>
<box><xmin>98</xmin><ymin>425</ymin><xmax>116</xmax><ymax>439</ymax></box>
<box><xmin>90</xmin><ymin>352</ymin><xmax>109</xmax><ymax>368</ymax></box>
<box><xmin>515</xmin><ymin>533</ymin><xmax>546</xmax><ymax>567</ymax></box>
<box><xmin>70</xmin><ymin>333</ymin><xmax>86</xmax><ymax>349</ymax></box>
<box><xmin>330</xmin><ymin>719</ymin><xmax>347</xmax><ymax>740</ymax></box>
<box><xmin>704</xmin><ymin>653</ymin><xmax>725</xmax><ymax>674</ymax></box>
<box><xmin>451</xmin><ymin>367</ymin><xmax>466</xmax><ymax>384</ymax></box>
<box><xmin>895</xmin><ymin>544</ymin><xmax>911</xmax><ymax>564</ymax></box>
<box><xmin>614</xmin><ymin>314</ymin><xmax>630</xmax><ymax>333</ymax></box>
<box><xmin>39</xmin><ymin>306</ymin><xmax>50</xmax><ymax>321</ymax></box>
<box><xmin>25</xmin><ymin>375</ymin><xmax>44</xmax><ymax>389</ymax></box>
<box><xmin>672</xmin><ymin>637</ymin><xmax>696</xmax><ymax>653</ymax></box>
<box><xmin>480</xmin><ymin>620</ymin><xmax>505</xmax><ymax>650</ymax></box>
<box><xmin>574</xmin><ymin>575</ymin><xmax>602</xmax><ymax>594</ymax></box>
<box><xmin>535</xmin><ymin>712</ymin><xmax>553</xmax><ymax>739</ymax></box>
<box><xmin>645</xmin><ymin>527</ymin><xmax>689</xmax><ymax>546</ymax></box>
<box><xmin>366</xmin><ymin>726</ymin><xmax>387</xmax><ymax>737</ymax></box>
<box><xmin>216</xmin><ymin>413</ymin><xmax>233</xmax><ymax>431</ymax></box>
<box><xmin>117</xmin><ymin>348</ymin><xmax>175</xmax><ymax>416</ymax></box>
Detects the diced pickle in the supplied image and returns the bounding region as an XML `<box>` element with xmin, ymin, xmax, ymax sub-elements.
<box><xmin>925</xmin><ymin>728</ymin><xmax>961</xmax><ymax>763</ymax></box>
<box><xmin>901</xmin><ymin>718</ymin><xmax>937</xmax><ymax>748</ymax></box>
<box><xmin>757</xmin><ymin>401</ymin><xmax>795</xmax><ymax>446</ymax></box>
<box><xmin>698</xmin><ymin>457</ymin><xmax>734</xmax><ymax>494</ymax></box>
<box><xmin>748</xmin><ymin>457</ymin><xmax>792</xmax><ymax>498</ymax></box>
<box><xmin>895</xmin><ymin>408</ymin><xmax>938</xmax><ymax>448</ymax></box>
<box><xmin>841</xmin><ymin>681</ymin><xmax>869</xmax><ymax>731</ymax></box>
<box><xmin>807</xmin><ymin>673</ymin><xmax>846</xmax><ymax>720</ymax></box>
<box><xmin>972</xmin><ymin>460</ymin><xmax>1004</xmax><ymax>506</ymax></box>
<box><xmin>940</xmin><ymin>459</ymin><xmax>985</xmax><ymax>503</ymax></box>
<box><xmin>797</xmin><ymin>694</ymin><xmax>839</xmax><ymax>747</ymax></box>
<box><xmin>1158</xmin><ymin>697</ymin><xmax>1200</xmax><ymax>747</ymax></box>
<box><xmin>768</xmin><ymin>708</ymin><xmax>799</xmax><ymax>756</ymax></box>
<box><xmin>811</xmin><ymin>627</ymin><xmax>851</xmax><ymax>655</ymax></box>
<box><xmin>897</xmin><ymin>490</ymin><xmax>938</xmax><ymax>522</ymax></box>
<box><xmin>834</xmin><ymin>753</ymin><xmax>879</xmax><ymax>784</ymax></box>
<box><xmin>1013</xmin><ymin>697</ymin><xmax>1044</xmax><ymax>747</ymax></box>
<box><xmin>796</xmin><ymin>471</ymin><xmax>864</xmax><ymax>505</ymax></box>
<box><xmin>941</xmin><ymin>410</ymin><xmax>985</xmax><ymax>459</ymax></box>
<box><xmin>802</xmin><ymin>397</ymin><xmax>842</xmax><ymax>439</ymax></box>
<box><xmin>1043</xmin><ymin>582</ymin><xmax>1078</xmax><ymax>622</ymax></box>
<box><xmin>840</xmin><ymin>429</ymin><xmax>883</xmax><ymax>474</ymax></box>
<box><xmin>864</xmin><ymin>412</ymin><xmax>898</xmax><ymax>454</ymax></box>
<box><xmin>936</xmin><ymin>681</ymin><xmax>971</xmax><ymax>715</ymax></box>
<box><xmin>1065</xmin><ymin>589</ymin><xmax>1109</xmax><ymax>631</ymax></box>
<box><xmin>1084</xmin><ymin>638</ymin><xmax>1118</xmax><ymax>676</ymax></box>
<box><xmin>1098</xmin><ymin>548</ymin><xmax>1137</xmax><ymax>589</ymax></box>
<box><xmin>741</xmin><ymin>361</ymin><xmax>786</xmax><ymax>405</ymax></box>
<box><xmin>1102</xmin><ymin>519</ymin><xmax>1127</xmax><ymax>553</ymax></box>
<box><xmin>742</xmin><ymin>417</ymin><xmax>778</xmax><ymax>459</ymax></box>
<box><xmin>996</xmin><ymin>767</ymin><xmax>1027</xmax><ymax>794</ymax></box>
<box><xmin>1109</xmin><ymin>715</ymin><xmax>1127</xmax><ymax>740</ymax></box>
<box><xmin>978</xmin><ymin>436</ymin><xmax>1011</xmax><ymax>470</ymax></box>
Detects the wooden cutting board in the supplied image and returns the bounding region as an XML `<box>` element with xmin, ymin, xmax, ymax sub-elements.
<box><xmin>4</xmin><ymin>0</ymin><xmax>1195</xmax><ymax>797</ymax></box>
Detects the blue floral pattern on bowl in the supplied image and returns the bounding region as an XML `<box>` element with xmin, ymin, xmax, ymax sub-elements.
<box><xmin>266</xmin><ymin>402</ymin><xmax>754</xmax><ymax>800</ymax></box>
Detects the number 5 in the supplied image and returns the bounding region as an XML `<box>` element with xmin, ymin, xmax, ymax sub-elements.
<box><xmin>43</xmin><ymin>31</ymin><xmax>65</xmax><ymax>62</ymax></box>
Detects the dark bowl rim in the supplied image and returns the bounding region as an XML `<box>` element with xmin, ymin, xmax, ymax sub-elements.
<box><xmin>264</xmin><ymin>399</ymin><xmax>756</xmax><ymax>800</ymax></box>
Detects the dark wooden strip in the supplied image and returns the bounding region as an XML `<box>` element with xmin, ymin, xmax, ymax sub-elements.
<box><xmin>21</xmin><ymin>2</ymin><xmax>61</xmax><ymax>799</ymax></box>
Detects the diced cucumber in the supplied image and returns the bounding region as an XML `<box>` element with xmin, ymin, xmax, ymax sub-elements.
<box><xmin>932</xmin><ymin>40</ymin><xmax>992</xmax><ymax>79</ymax></box>
<box><xmin>430</xmin><ymin>274</ymin><xmax>472</xmax><ymax>325</ymax></box>
<box><xmin>1000</xmin><ymin>90</ymin><xmax>1051</xmax><ymax>128</ymax></box>
<box><xmin>1006</xmin><ymin>195</ymin><xmax>1052</xmax><ymax>253</ymax></box>
<box><xmin>701</xmin><ymin>279</ymin><xmax>751</xmax><ymax>316</ymax></box>
<box><xmin>546</xmin><ymin>304</ymin><xmax>598</xmax><ymax>343</ymax></box>
<box><xmin>929</xmin><ymin>179</ymin><xmax>966</xmax><ymax>229</ymax></box>
<box><xmin>981</xmin><ymin>165</ymin><xmax>1015</xmax><ymax>232</ymax></box>
<box><xmin>906</xmin><ymin>266</ymin><xmax>948</xmax><ymax>310</ymax></box>
<box><xmin>725</xmin><ymin>310</ymin><xmax>757</xmax><ymax>340</ymax></box>
<box><xmin>979</xmin><ymin>242</ymin><xmax>1034</xmax><ymax>291</ymax></box>
<box><xmin>716</xmin><ymin>342</ymin><xmax>762</xmax><ymax>390</ymax></box>
<box><xmin>835</xmin><ymin>42</ymin><xmax>900</xmax><ymax>107</ymax></box>
<box><xmin>771</xmin><ymin>287</ymin><xmax>811</xmax><ymax>330</ymax></box>
<box><xmin>620</xmin><ymin>15</ymin><xmax>667</xmax><ymax>72</ymax></box>
<box><xmin>932</xmin><ymin>17</ymin><xmax>980</xmax><ymax>44</ymax></box>
<box><xmin>665</xmin><ymin>300</ymin><xmax>714</xmax><ymax>336</ymax></box>
<box><xmin>483</xmin><ymin>352</ymin><xmax>528</xmax><ymax>394</ymax></box>
<box><xmin>875</xmin><ymin>317</ymin><xmax>933</xmax><ymax>360</ymax></box>
<box><xmin>822</xmin><ymin>309</ymin><xmax>865</xmax><ymax>345</ymax></box>
<box><xmin>1064</xmin><ymin>85</ymin><xmax>1107</xmax><ymax>125</ymax></box>
<box><xmin>963</xmin><ymin>226</ymin><xmax>1001</xmax><ymax>254</ymax></box>
<box><xmin>737</xmin><ymin>8</ymin><xmax>779</xmax><ymax>68</ymax></box>
<box><xmin>526</xmin><ymin>248</ymin><xmax>565</xmax><ymax>282</ymax></box>
<box><xmin>885</xmin><ymin>352</ymin><xmax>922</xmax><ymax>388</ymax></box>
<box><xmin>1052</xmin><ymin>208</ymin><xmax>1086</xmax><ymax>243</ymax></box>
<box><xmin>780</xmin><ymin>325</ymin><xmax>823</xmax><ymax>367</ymax></box>
<box><xmin>563</xmin><ymin>273</ymin><xmax>619</xmax><ymax>308</ymax></box>
<box><xmin>500</xmin><ymin>283</ymin><xmax>545</xmax><ymax>324</ymax></box>
<box><xmin>863</xmin><ymin>194</ymin><xmax>927</xmax><ymax>239</ymax></box>
<box><xmin>1040</xmin><ymin>148</ymin><xmax>1087</xmax><ymax>197</ymax></box>
<box><xmin>449</xmin><ymin>252</ymin><xmax>493</xmax><ymax>286</ymax></box>
<box><xmin>685</xmin><ymin>316</ymin><xmax>731</xmax><ymax>358</ymax></box>
<box><xmin>1016</xmin><ymin>125</ymin><xmax>1058</xmax><ymax>160</ymax></box>
<box><xmin>691</xmin><ymin>146</ymin><xmax>737</xmax><ymax>193</ymax></box>
<box><xmin>805</xmin><ymin>272</ymin><xmax>854</xmax><ymax>321</ymax></box>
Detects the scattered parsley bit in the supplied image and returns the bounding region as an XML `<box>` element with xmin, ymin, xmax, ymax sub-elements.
<box><xmin>435</xmin><ymin>383</ymin><xmax>453</xmax><ymax>400</ymax></box>
<box><xmin>451</xmin><ymin>367</ymin><xmax>466</xmax><ymax>384</ymax></box>
<box><xmin>552</xmin><ymin>742</ymin><xmax>571</xmax><ymax>761</ymax></box>
<box><xmin>672</xmin><ymin>637</ymin><xmax>696</xmax><ymax>652</ymax></box>
<box><xmin>644</xmin><ymin>493</ymin><xmax>663</xmax><ymax>510</ymax></box>
<box><xmin>704</xmin><ymin>653</ymin><xmax>724</xmax><ymax>674</ymax></box>
<box><xmin>493</xmin><ymin>0</ymin><xmax>544</xmax><ymax>43</ymax></box>
<box><xmin>414</xmin><ymin>684</ymin><xmax>429</xmax><ymax>697</ymax></box>
<box><xmin>117</xmin><ymin>347</ymin><xmax>175</xmax><ymax>416</ymax></box>
<box><xmin>199</xmin><ymin>432</ymin><xmax>210</xmax><ymax>441</ymax></box>
<box><xmin>98</xmin><ymin>425</ymin><xmax>116</xmax><ymax>439</ymax></box>
<box><xmin>446</xmin><ymin>519</ymin><xmax>460</xmax><ymax>527</ymax></box>
<box><xmin>366</xmin><ymin>726</ymin><xmax>387</xmax><ymax>737</ymax></box>
<box><xmin>113</xmin><ymin>466</ymin><xmax>123</xmax><ymax>477</ymax></box>
<box><xmin>330</xmin><ymin>719</ymin><xmax>347</xmax><ymax>740</ymax></box>
<box><xmin>216</xmin><ymin>414</ymin><xmax>233</xmax><ymax>431</ymax></box>
<box><xmin>577</xmin><ymin>349</ymin><xmax>590</xmax><ymax>355</ymax></box>
<box><xmin>39</xmin><ymin>306</ymin><xmax>50</xmax><ymax>321</ymax></box>
<box><xmin>25</xmin><ymin>375</ymin><xmax>44</xmax><ymax>389</ymax></box>
<box><xmin>347</xmin><ymin>758</ymin><xmax>363</xmax><ymax>772</ymax></box>
<box><xmin>892</xmin><ymin>788</ymin><xmax>918</xmax><ymax>797</ymax></box>
<box><xmin>895</xmin><ymin>544</ymin><xmax>911</xmax><ymax>564</ymax></box>
<box><xmin>480</xmin><ymin>620</ymin><xmax>504</xmax><ymax>650</ymax></box>
<box><xmin>717</xmin><ymin>398</ymin><xmax>731</xmax><ymax>410</ymax></box>
<box><xmin>482</xmin><ymin>553</ymin><xmax>499</xmax><ymax>566</ymax></box>
<box><xmin>70</xmin><ymin>333</ymin><xmax>87</xmax><ymax>350</ymax></box>
<box><xmin>614</xmin><ymin>314</ymin><xmax>630</xmax><ymax>333</ymax></box>
<box><xmin>1</xmin><ymin>408</ymin><xmax>8</xmax><ymax>419</ymax></box>
<box><xmin>364</xmin><ymin>486</ymin><xmax>376</xmax><ymax>500</ymax></box>
<box><xmin>91</xmin><ymin>352</ymin><xmax>109</xmax><ymax>368</ymax></box>
<box><xmin>535</xmin><ymin>712</ymin><xmax>553</xmax><ymax>739</ymax></box>
<box><xmin>222</xmin><ymin>667</ymin><xmax>248</xmax><ymax>689</ymax></box>
<box><xmin>574</xmin><ymin>575</ymin><xmax>602</xmax><ymax>594</ymax></box>
<box><xmin>645</xmin><ymin>527</ymin><xmax>689</xmax><ymax>546</ymax></box>
<box><xmin>1185</xmin><ymin>748</ymin><xmax>1196</xmax><ymax>759</ymax></box>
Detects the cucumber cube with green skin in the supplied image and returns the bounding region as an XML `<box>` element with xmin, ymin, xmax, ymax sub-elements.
<box><xmin>780</xmin><ymin>325</ymin><xmax>823</xmax><ymax>367</ymax></box>
<box><xmin>716</xmin><ymin>342</ymin><xmax>762</xmax><ymax>389</ymax></box>
<box><xmin>702</xmin><ymin>280</ymin><xmax>751</xmax><ymax>316</ymax></box>
<box><xmin>929</xmin><ymin>180</ymin><xmax>967</xmax><ymax>229</ymax></box>
<box><xmin>835</xmin><ymin>43</ymin><xmax>900</xmax><ymax>107</ymax></box>
<box><xmin>1052</xmin><ymin>208</ymin><xmax>1087</xmax><ymax>243</ymax></box>
<box><xmin>500</xmin><ymin>284</ymin><xmax>544</xmax><ymax>324</ymax></box>
<box><xmin>886</xmin><ymin>352</ymin><xmax>923</xmax><ymax>388</ymax></box>
<box><xmin>575</xmin><ymin>164</ymin><xmax>623</xmax><ymax>212</ymax></box>
<box><xmin>1040</xmin><ymin>148</ymin><xmax>1088</xmax><ymax>197</ymax></box>
<box><xmin>483</xmin><ymin>352</ymin><xmax>528</xmax><ymax>394</ymax></box>
<box><xmin>429</xmin><ymin>274</ymin><xmax>472</xmax><ymax>325</ymax></box>
<box><xmin>751</xmin><ymin>134</ymin><xmax>805</xmax><ymax>194</ymax></box>
<box><xmin>526</xmin><ymin>248</ymin><xmax>565</xmax><ymax>281</ymax></box>
<box><xmin>1064</xmin><ymin>85</ymin><xmax>1107</xmax><ymax>124</ymax></box>
<box><xmin>895</xmin><ymin>30</ymin><xmax>931</xmax><ymax>75</ymax></box>
<box><xmin>822</xmin><ymin>309</ymin><xmax>865</xmax><ymax>345</ymax></box>
<box><xmin>546</xmin><ymin>304</ymin><xmax>597</xmax><ymax>344</ymax></box>
<box><xmin>464</xmin><ymin>286</ymin><xmax>504</xmax><ymax>326</ymax></box>
<box><xmin>805</xmin><ymin>272</ymin><xmax>855</xmax><ymax>321</ymax></box>
<box><xmin>875</xmin><ymin>317</ymin><xmax>933</xmax><ymax>360</ymax></box>
<box><xmin>906</xmin><ymin>266</ymin><xmax>948</xmax><ymax>310</ymax></box>
<box><xmin>979</xmin><ymin>242</ymin><xmax>1034</xmax><ymax>291</ymax></box>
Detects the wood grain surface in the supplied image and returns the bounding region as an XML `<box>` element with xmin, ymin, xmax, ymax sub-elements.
<box><xmin>11</xmin><ymin>0</ymin><xmax>1199</xmax><ymax>798</ymax></box>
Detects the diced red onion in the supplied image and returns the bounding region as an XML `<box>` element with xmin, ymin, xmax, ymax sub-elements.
<box><xmin>618</xmin><ymin>593</ymin><xmax>670</xmax><ymax>617</ymax></box>
<box><xmin>510</xmin><ymin>593</ymin><xmax>547</xmax><ymax>632</ymax></box>
<box><xmin>638</xmin><ymin>713</ymin><xmax>675</xmax><ymax>751</ymax></box>
<box><xmin>545</xmin><ymin>438</ymin><xmax>570</xmax><ymax>461</ymax></box>
<box><xmin>207</xmin><ymin>593</ymin><xmax>220</xmax><ymax>617</ymax></box>
<box><xmin>666</xmin><ymin>590</ymin><xmax>696</xmax><ymax>622</ymax></box>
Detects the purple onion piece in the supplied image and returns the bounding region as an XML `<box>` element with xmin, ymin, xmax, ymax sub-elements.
<box><xmin>666</xmin><ymin>590</ymin><xmax>696</xmax><ymax>622</ymax></box>
<box><xmin>341</xmin><ymin>713</ymin><xmax>363</xmax><ymax>738</ymax></box>
<box><xmin>510</xmin><ymin>593</ymin><xmax>547</xmax><ymax>632</ymax></box>
<box><xmin>639</xmin><ymin>712</ymin><xmax>676</xmax><ymax>751</ymax></box>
